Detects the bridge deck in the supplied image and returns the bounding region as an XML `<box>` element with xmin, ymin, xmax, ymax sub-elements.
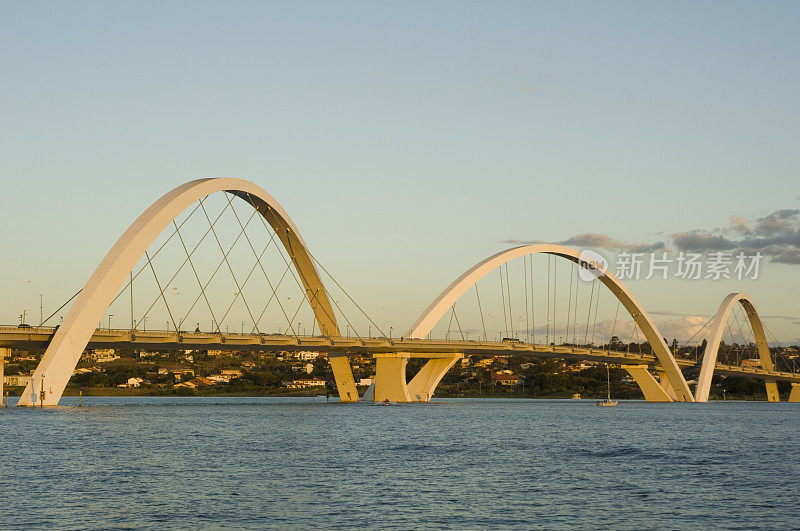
<box><xmin>3</xmin><ymin>326</ymin><xmax>798</xmax><ymax>383</ymax></box>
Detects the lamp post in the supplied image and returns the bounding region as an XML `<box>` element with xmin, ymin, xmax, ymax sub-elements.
<box><xmin>173</xmin><ymin>288</ymin><xmax>180</xmax><ymax>331</ymax></box>
<box><xmin>108</xmin><ymin>314</ymin><xmax>113</xmax><ymax>330</ymax></box>
<box><xmin>21</xmin><ymin>280</ymin><xmax>31</xmax><ymax>325</ymax></box>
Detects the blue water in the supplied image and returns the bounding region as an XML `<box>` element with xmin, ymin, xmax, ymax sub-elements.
<box><xmin>1</xmin><ymin>397</ymin><xmax>798</xmax><ymax>529</ymax></box>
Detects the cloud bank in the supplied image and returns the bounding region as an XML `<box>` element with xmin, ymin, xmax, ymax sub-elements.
<box><xmin>508</xmin><ymin>205</ymin><xmax>800</xmax><ymax>266</ymax></box>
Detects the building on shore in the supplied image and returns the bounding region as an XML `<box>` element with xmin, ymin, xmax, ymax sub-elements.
<box><xmin>3</xmin><ymin>374</ymin><xmax>31</xmax><ymax>387</ymax></box>
<box><xmin>281</xmin><ymin>378</ymin><xmax>326</xmax><ymax>389</ymax></box>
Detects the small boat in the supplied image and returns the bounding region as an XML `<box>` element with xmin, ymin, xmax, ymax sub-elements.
<box><xmin>571</xmin><ymin>393</ymin><xmax>581</xmax><ymax>399</ymax></box>
<box><xmin>596</xmin><ymin>363</ymin><xmax>618</xmax><ymax>407</ymax></box>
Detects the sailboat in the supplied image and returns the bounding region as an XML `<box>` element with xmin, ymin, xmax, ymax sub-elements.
<box><xmin>596</xmin><ymin>363</ymin><xmax>619</xmax><ymax>407</ymax></box>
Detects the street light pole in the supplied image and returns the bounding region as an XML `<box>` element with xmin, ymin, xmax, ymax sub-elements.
<box><xmin>130</xmin><ymin>271</ymin><xmax>134</xmax><ymax>331</ymax></box>
<box><xmin>21</xmin><ymin>280</ymin><xmax>31</xmax><ymax>325</ymax></box>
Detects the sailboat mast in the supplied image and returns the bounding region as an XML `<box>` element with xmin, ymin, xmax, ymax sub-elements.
<box><xmin>606</xmin><ymin>364</ymin><xmax>611</xmax><ymax>401</ymax></box>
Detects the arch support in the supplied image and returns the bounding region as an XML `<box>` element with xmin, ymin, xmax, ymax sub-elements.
<box><xmin>407</xmin><ymin>244</ymin><xmax>694</xmax><ymax>402</ymax></box>
<box><xmin>406</xmin><ymin>354</ymin><xmax>462</xmax><ymax>401</ymax></box>
<box><xmin>790</xmin><ymin>384</ymin><xmax>800</xmax><ymax>403</ymax></box>
<box><xmin>371</xmin><ymin>352</ymin><xmax>462</xmax><ymax>402</ymax></box>
<box><xmin>19</xmin><ymin>178</ymin><xmax>357</xmax><ymax>405</ymax></box>
<box><xmin>655</xmin><ymin>367</ymin><xmax>678</xmax><ymax>400</ymax></box>
<box><xmin>0</xmin><ymin>347</ymin><xmax>7</xmax><ymax>405</ymax></box>
<box><xmin>696</xmin><ymin>293</ymin><xmax>779</xmax><ymax>402</ymax></box>
<box><xmin>621</xmin><ymin>365</ymin><xmax>672</xmax><ymax>402</ymax></box>
<box><xmin>373</xmin><ymin>353</ymin><xmax>412</xmax><ymax>402</ymax></box>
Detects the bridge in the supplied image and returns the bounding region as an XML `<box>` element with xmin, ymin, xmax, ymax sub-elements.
<box><xmin>3</xmin><ymin>325</ymin><xmax>799</xmax><ymax>402</ymax></box>
<box><xmin>4</xmin><ymin>178</ymin><xmax>799</xmax><ymax>405</ymax></box>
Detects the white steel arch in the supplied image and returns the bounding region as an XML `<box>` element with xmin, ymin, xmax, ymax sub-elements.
<box><xmin>407</xmin><ymin>244</ymin><xmax>695</xmax><ymax>402</ymax></box>
<box><xmin>695</xmin><ymin>293</ymin><xmax>779</xmax><ymax>402</ymax></box>
<box><xmin>20</xmin><ymin>178</ymin><xmax>357</xmax><ymax>405</ymax></box>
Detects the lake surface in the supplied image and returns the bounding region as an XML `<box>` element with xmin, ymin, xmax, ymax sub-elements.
<box><xmin>1</xmin><ymin>397</ymin><xmax>798</xmax><ymax>529</ymax></box>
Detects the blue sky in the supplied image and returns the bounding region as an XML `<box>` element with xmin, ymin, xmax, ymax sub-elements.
<box><xmin>1</xmin><ymin>1</ymin><xmax>799</xmax><ymax>342</ymax></box>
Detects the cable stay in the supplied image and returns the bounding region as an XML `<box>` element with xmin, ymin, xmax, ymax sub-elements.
<box><xmin>565</xmin><ymin>263</ymin><xmax>573</xmax><ymax>345</ymax></box>
<box><xmin>529</xmin><ymin>254</ymin><xmax>535</xmax><ymax>345</ymax></box>
<box><xmin>39</xmin><ymin>288</ymin><xmax>83</xmax><ymax>327</ymax></box>
<box><xmin>475</xmin><ymin>284</ymin><xmax>487</xmax><ymax>342</ymax></box>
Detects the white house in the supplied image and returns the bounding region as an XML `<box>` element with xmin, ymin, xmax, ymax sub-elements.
<box><xmin>118</xmin><ymin>377</ymin><xmax>144</xmax><ymax>388</ymax></box>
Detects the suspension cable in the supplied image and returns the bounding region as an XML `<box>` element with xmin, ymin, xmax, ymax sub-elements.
<box><xmin>505</xmin><ymin>263</ymin><xmax>515</xmax><ymax>338</ymax></box>
<box><xmin>247</xmin><ymin>260</ymin><xmax>294</xmax><ymax>335</ymax></box>
<box><xmin>39</xmin><ymin>288</ymin><xmax>82</xmax><ymax>327</ymax></box>
<box><xmin>212</xmin><ymin>240</ymin><xmax>272</xmax><ymax>334</ymax></box>
<box><xmin>172</xmin><ymin>219</ymin><xmax>225</xmax><ymax>334</ymax></box>
<box><xmin>199</xmin><ymin>198</ymin><xmax>262</xmax><ymax>336</ymax></box>
<box><xmin>453</xmin><ymin>303</ymin><xmax>465</xmax><ymax>341</ymax></box>
<box><xmin>565</xmin><ymin>263</ymin><xmax>573</xmax><ymax>345</ymax></box>
<box><xmin>305</xmin><ymin>249</ymin><xmax>388</xmax><ymax>339</ymax></box>
<box><xmin>162</xmin><ymin>201</ymin><xmax>257</xmax><ymax>334</ymax></box>
<box><xmin>231</xmin><ymin>193</ymin><xmax>335</xmax><ymax>337</ymax></box>
<box><xmin>475</xmin><ymin>284</ymin><xmax>487</xmax><ymax>342</ymax></box>
<box><xmin>590</xmin><ymin>279</ymin><xmax>600</xmax><ymax>346</ymax></box>
<box><xmin>242</xmin><ymin>195</ymin><xmax>324</xmax><ymax>336</ymax></box>
<box><xmin>546</xmin><ymin>255</ymin><xmax>551</xmax><ymax>344</ymax></box>
<box><xmin>584</xmin><ymin>278</ymin><xmax>595</xmax><ymax>345</ymax></box>
<box><xmin>523</xmin><ymin>255</ymin><xmax>530</xmax><ymax>343</ymax></box>
<box><xmin>530</xmin><ymin>254</ymin><xmax>535</xmax><ymax>345</ymax></box>
<box><xmin>108</xmin><ymin>198</ymin><xmax>218</xmax><ymax>309</ymax></box>
<box><xmin>445</xmin><ymin>306</ymin><xmax>455</xmax><ymax>340</ymax></box>
<box><xmin>552</xmin><ymin>257</ymin><xmax>557</xmax><ymax>343</ymax></box>
<box><xmin>153</xmin><ymin>199</ymin><xmax>254</xmax><ymax>333</ymax></box>
<box><xmin>499</xmin><ymin>267</ymin><xmax>509</xmax><ymax>339</ymax></box>
<box><xmin>143</xmin><ymin>250</ymin><xmax>178</xmax><ymax>331</ymax></box>
<box><xmin>572</xmin><ymin>267</ymin><xmax>579</xmax><ymax>344</ymax></box>
<box><xmin>610</xmin><ymin>300</ymin><xmax>621</xmax><ymax>350</ymax></box>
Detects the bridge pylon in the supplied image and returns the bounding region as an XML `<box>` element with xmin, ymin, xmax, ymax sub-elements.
<box><xmin>621</xmin><ymin>365</ymin><xmax>673</xmax><ymax>402</ymax></box>
<box><xmin>790</xmin><ymin>384</ymin><xmax>800</xmax><ymax>403</ymax></box>
<box><xmin>372</xmin><ymin>352</ymin><xmax>462</xmax><ymax>402</ymax></box>
<box><xmin>0</xmin><ymin>347</ymin><xmax>7</xmax><ymax>405</ymax></box>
